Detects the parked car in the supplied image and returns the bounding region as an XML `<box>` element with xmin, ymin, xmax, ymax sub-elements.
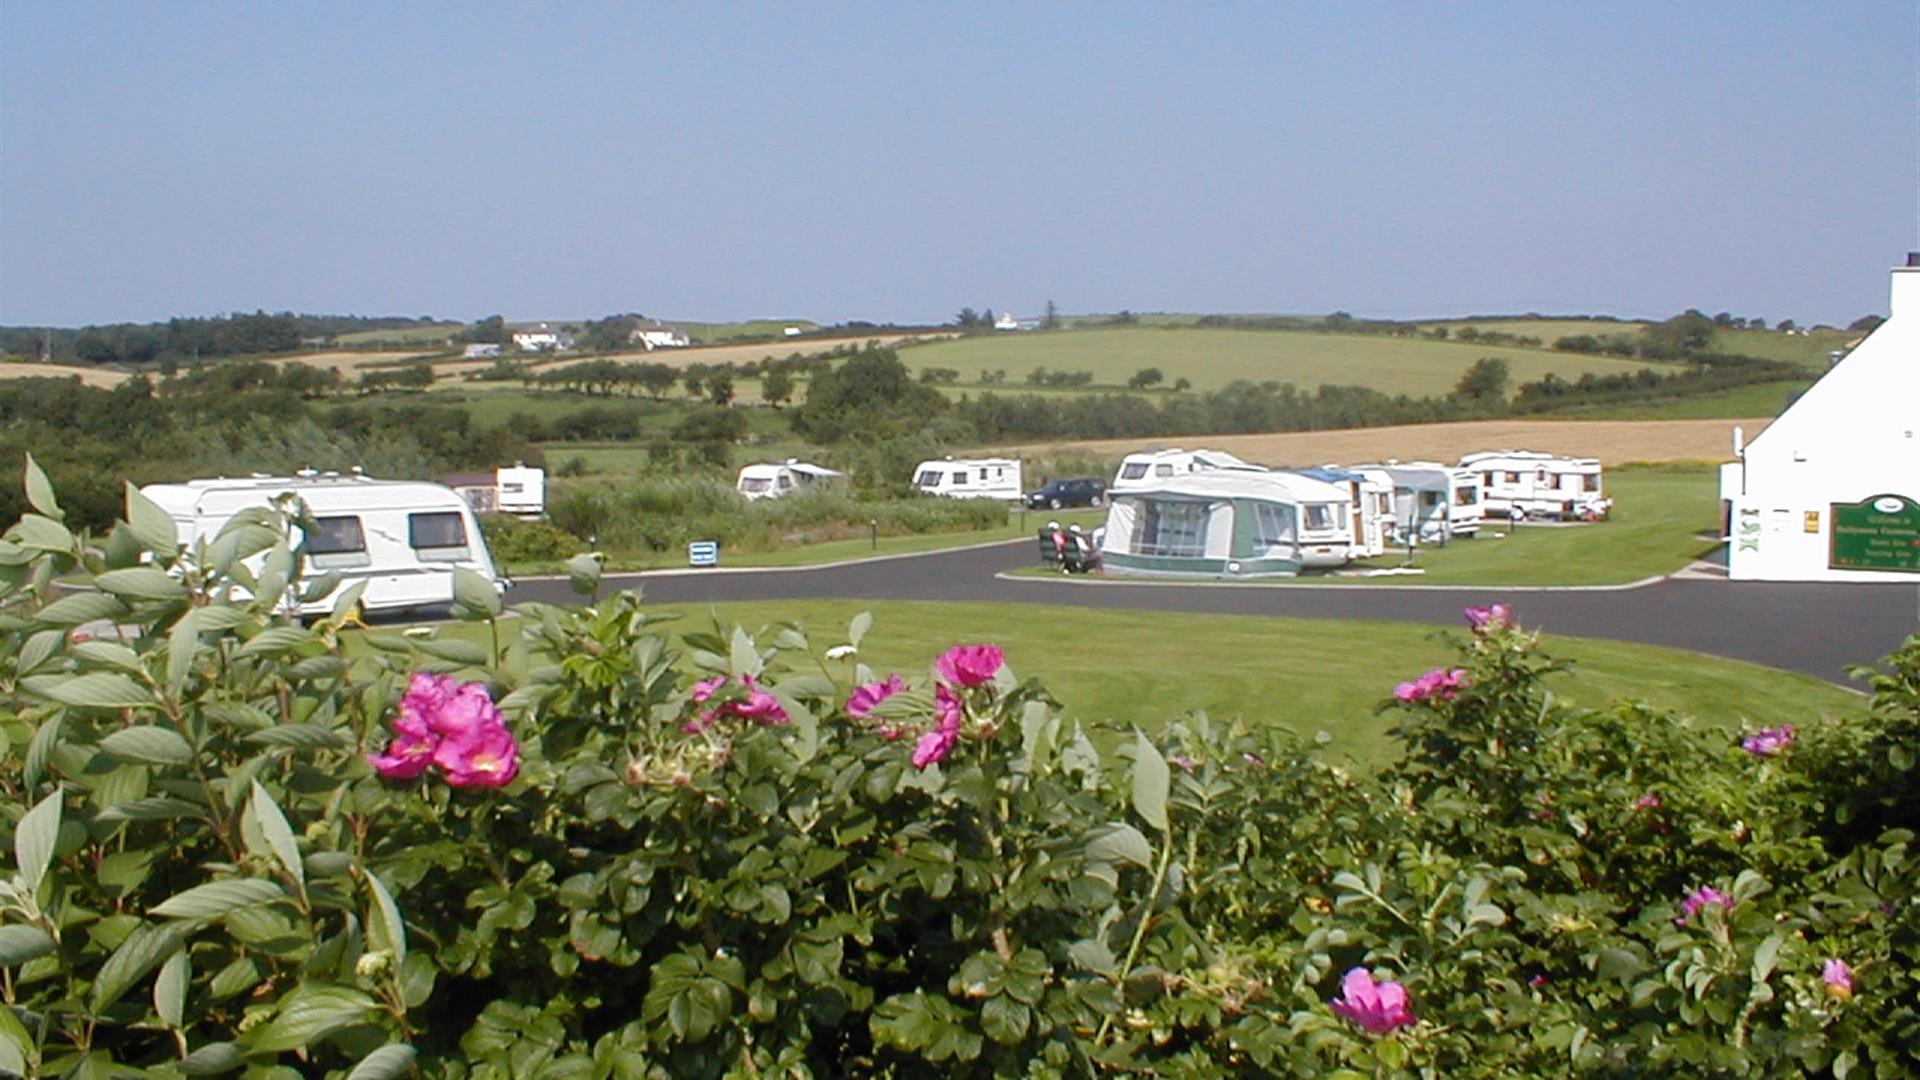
<box><xmin>1025</xmin><ymin>477</ymin><xmax>1106</xmax><ymax>509</ymax></box>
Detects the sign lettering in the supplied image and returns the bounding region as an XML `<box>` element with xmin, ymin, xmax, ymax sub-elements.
<box><xmin>1829</xmin><ymin>495</ymin><xmax>1920</xmax><ymax>573</ymax></box>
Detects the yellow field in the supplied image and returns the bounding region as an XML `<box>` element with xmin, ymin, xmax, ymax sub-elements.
<box><xmin>270</xmin><ymin>350</ymin><xmax>430</xmax><ymax>374</ymax></box>
<box><xmin>0</xmin><ymin>362</ymin><xmax>129</xmax><ymax>388</ymax></box>
<box><xmin>1001</xmin><ymin>417</ymin><xmax>1764</xmax><ymax>467</ymax></box>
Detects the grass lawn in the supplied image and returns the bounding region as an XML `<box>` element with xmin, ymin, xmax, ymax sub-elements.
<box><xmin>617</xmin><ymin>599</ymin><xmax>1863</xmax><ymax>769</ymax></box>
<box><xmin>900</xmin><ymin>327</ymin><xmax>1673</xmax><ymax>397</ymax></box>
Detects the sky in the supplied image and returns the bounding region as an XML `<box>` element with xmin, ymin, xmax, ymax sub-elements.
<box><xmin>1</xmin><ymin>2</ymin><xmax>1914</xmax><ymax>328</ymax></box>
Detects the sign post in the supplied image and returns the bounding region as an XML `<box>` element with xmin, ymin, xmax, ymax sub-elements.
<box><xmin>688</xmin><ymin>541</ymin><xmax>719</xmax><ymax>568</ymax></box>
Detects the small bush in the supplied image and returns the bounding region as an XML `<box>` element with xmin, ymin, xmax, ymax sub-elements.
<box><xmin>479</xmin><ymin>514</ymin><xmax>583</xmax><ymax>565</ymax></box>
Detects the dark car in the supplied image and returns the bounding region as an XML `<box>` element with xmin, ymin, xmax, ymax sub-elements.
<box><xmin>1025</xmin><ymin>477</ymin><xmax>1106</xmax><ymax>509</ymax></box>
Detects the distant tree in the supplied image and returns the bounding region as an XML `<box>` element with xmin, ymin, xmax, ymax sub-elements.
<box><xmin>1172</xmin><ymin>377</ymin><xmax>1192</xmax><ymax>392</ymax></box>
<box><xmin>1848</xmin><ymin>314</ymin><xmax>1884</xmax><ymax>333</ymax></box>
<box><xmin>760</xmin><ymin>367</ymin><xmax>795</xmax><ymax>408</ymax></box>
<box><xmin>918</xmin><ymin>367</ymin><xmax>961</xmax><ymax>385</ymax></box>
<box><xmin>1127</xmin><ymin>367</ymin><xmax>1164</xmax><ymax>390</ymax></box>
<box><xmin>1452</xmin><ymin>357</ymin><xmax>1510</xmax><ymax>405</ymax></box>
<box><xmin>790</xmin><ymin>347</ymin><xmax>947</xmax><ymax>443</ymax></box>
<box><xmin>706</xmin><ymin>368</ymin><xmax>735</xmax><ymax>406</ymax></box>
<box><xmin>459</xmin><ymin>315</ymin><xmax>509</xmax><ymax>346</ymax></box>
<box><xmin>1776</xmin><ymin>318</ymin><xmax>1797</xmax><ymax>332</ymax></box>
<box><xmin>674</xmin><ymin>405</ymin><xmax>748</xmax><ymax>445</ymax></box>
<box><xmin>1043</xmin><ymin>300</ymin><xmax>1060</xmax><ymax>330</ymax></box>
<box><xmin>682</xmin><ymin>370</ymin><xmax>705</xmax><ymax>398</ymax></box>
<box><xmin>635</xmin><ymin>362</ymin><xmax>678</xmax><ymax>399</ymax></box>
<box><xmin>1642</xmin><ymin>310</ymin><xmax>1715</xmax><ymax>357</ymax></box>
<box><xmin>953</xmin><ymin>308</ymin><xmax>987</xmax><ymax>332</ymax></box>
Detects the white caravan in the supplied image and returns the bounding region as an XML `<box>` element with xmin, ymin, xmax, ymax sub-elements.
<box><xmin>736</xmin><ymin>459</ymin><xmax>846</xmax><ymax>501</ymax></box>
<box><xmin>140</xmin><ymin>473</ymin><xmax>507</xmax><ymax>617</ymax></box>
<box><xmin>912</xmin><ymin>458</ymin><xmax>1023</xmax><ymax>501</ymax></box>
<box><xmin>1265</xmin><ymin>472</ymin><xmax>1362</xmax><ymax>567</ymax></box>
<box><xmin>1295</xmin><ymin>466</ymin><xmax>1393</xmax><ymax>558</ymax></box>
<box><xmin>445</xmin><ymin>465</ymin><xmax>546</xmax><ymax>518</ymax></box>
<box><xmin>1358</xmin><ymin>462</ymin><xmax>1485</xmax><ymax>543</ymax></box>
<box><xmin>1460</xmin><ymin>451</ymin><xmax>1609</xmax><ymax>520</ymax></box>
<box><xmin>1111</xmin><ymin>448</ymin><xmax>1266</xmax><ymax>494</ymax></box>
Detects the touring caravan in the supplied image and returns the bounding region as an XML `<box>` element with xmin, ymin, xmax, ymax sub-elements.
<box><xmin>912</xmin><ymin>458</ymin><xmax>1023</xmax><ymax>501</ymax></box>
<box><xmin>1100</xmin><ymin>471</ymin><xmax>1314</xmax><ymax>578</ymax></box>
<box><xmin>1460</xmin><ymin>450</ymin><xmax>1609</xmax><ymax>520</ymax></box>
<box><xmin>139</xmin><ymin>473</ymin><xmax>508</xmax><ymax>617</ymax></box>
<box><xmin>1110</xmin><ymin>448</ymin><xmax>1266</xmax><ymax>494</ymax></box>
<box><xmin>1294</xmin><ymin>466</ymin><xmax>1393</xmax><ymax>558</ymax></box>
<box><xmin>1262</xmin><ymin>472</ymin><xmax>1363</xmax><ymax>567</ymax></box>
<box><xmin>736</xmin><ymin>459</ymin><xmax>846</xmax><ymax>501</ymax></box>
<box><xmin>447</xmin><ymin>465</ymin><xmax>546</xmax><ymax>518</ymax></box>
<box><xmin>1358</xmin><ymin>462</ymin><xmax>1484</xmax><ymax>543</ymax></box>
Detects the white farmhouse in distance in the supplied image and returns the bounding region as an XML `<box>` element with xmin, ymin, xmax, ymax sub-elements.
<box><xmin>1719</xmin><ymin>255</ymin><xmax>1920</xmax><ymax>581</ymax></box>
<box><xmin>512</xmin><ymin>323</ymin><xmax>575</xmax><ymax>352</ymax></box>
<box><xmin>994</xmin><ymin>311</ymin><xmax>1021</xmax><ymax>331</ymax></box>
<box><xmin>632</xmin><ymin>322</ymin><xmax>690</xmax><ymax>350</ymax></box>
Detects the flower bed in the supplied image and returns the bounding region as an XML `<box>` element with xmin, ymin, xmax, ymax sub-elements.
<box><xmin>0</xmin><ymin>465</ymin><xmax>1915</xmax><ymax>1077</ymax></box>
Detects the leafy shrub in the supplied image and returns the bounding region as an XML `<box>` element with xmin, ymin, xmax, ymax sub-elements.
<box><xmin>478</xmin><ymin>514</ymin><xmax>583</xmax><ymax>565</ymax></box>
<box><xmin>0</xmin><ymin>461</ymin><xmax>1915</xmax><ymax>1077</ymax></box>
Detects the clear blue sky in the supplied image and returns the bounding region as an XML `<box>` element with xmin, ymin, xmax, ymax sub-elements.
<box><xmin>2</xmin><ymin>2</ymin><xmax>1913</xmax><ymax>328</ymax></box>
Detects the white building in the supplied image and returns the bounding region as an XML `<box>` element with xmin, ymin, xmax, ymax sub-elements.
<box><xmin>632</xmin><ymin>323</ymin><xmax>690</xmax><ymax>350</ymax></box>
<box><xmin>994</xmin><ymin>311</ymin><xmax>1021</xmax><ymax>331</ymax></box>
<box><xmin>512</xmin><ymin>323</ymin><xmax>575</xmax><ymax>352</ymax></box>
<box><xmin>1718</xmin><ymin>257</ymin><xmax>1920</xmax><ymax>581</ymax></box>
<box><xmin>462</xmin><ymin>343</ymin><xmax>502</xmax><ymax>359</ymax></box>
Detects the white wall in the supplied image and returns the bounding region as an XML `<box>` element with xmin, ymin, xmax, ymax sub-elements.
<box><xmin>1722</xmin><ymin>264</ymin><xmax>1920</xmax><ymax>581</ymax></box>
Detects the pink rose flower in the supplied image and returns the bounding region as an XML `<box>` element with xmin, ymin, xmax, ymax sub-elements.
<box><xmin>1463</xmin><ymin>603</ymin><xmax>1511</xmax><ymax>633</ymax></box>
<box><xmin>368</xmin><ymin>673</ymin><xmax>519</xmax><ymax>788</ymax></box>
<box><xmin>846</xmin><ymin>675</ymin><xmax>907</xmax><ymax>718</ymax></box>
<box><xmin>1822</xmin><ymin>958</ymin><xmax>1854</xmax><ymax>1001</ymax></box>
<box><xmin>1740</xmin><ymin>725</ymin><xmax>1795</xmax><ymax>757</ymax></box>
<box><xmin>1633</xmin><ymin>792</ymin><xmax>1662</xmax><ymax>811</ymax></box>
<box><xmin>935</xmin><ymin>643</ymin><xmax>1004</xmax><ymax>688</ymax></box>
<box><xmin>732</xmin><ymin>675</ymin><xmax>790</xmax><ymax>726</ymax></box>
<box><xmin>1394</xmin><ymin>667</ymin><xmax>1468</xmax><ymax>703</ymax></box>
<box><xmin>1676</xmin><ymin>885</ymin><xmax>1734</xmax><ymax>925</ymax></box>
<box><xmin>1329</xmin><ymin>967</ymin><xmax>1416</xmax><ymax>1033</ymax></box>
<box><xmin>911</xmin><ymin>725</ymin><xmax>958</xmax><ymax>769</ymax></box>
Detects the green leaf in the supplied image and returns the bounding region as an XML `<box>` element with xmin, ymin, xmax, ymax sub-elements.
<box><xmin>1752</xmin><ymin>932</ymin><xmax>1786</xmax><ymax>984</ymax></box>
<box><xmin>39</xmin><ymin>671</ymin><xmax>156</xmax><ymax>709</ymax></box>
<box><xmin>97</xmin><ymin>797</ymin><xmax>207</xmax><ymax>822</ymax></box>
<box><xmin>99</xmin><ymin>725</ymin><xmax>195</xmax><ymax>766</ymax></box>
<box><xmin>31</xmin><ymin>591</ymin><xmax>127</xmax><ymax>627</ymax></box>
<box><xmin>0</xmin><ymin>1025</ymin><xmax>24</xmax><ymax>1077</ymax></box>
<box><xmin>247</xmin><ymin>983</ymin><xmax>379</xmax><ymax>1054</ymax></box>
<box><xmin>150</xmin><ymin>878</ymin><xmax>284</xmax><ymax>919</ymax></box>
<box><xmin>91</xmin><ymin>921</ymin><xmax>187</xmax><ymax>1012</ymax></box>
<box><xmin>0</xmin><ymin>924</ymin><xmax>56</xmax><ymax>967</ymax></box>
<box><xmin>411</xmin><ymin>637</ymin><xmax>489</xmax><ymax>665</ymax></box>
<box><xmin>729</xmin><ymin>626</ymin><xmax>763</xmax><ymax>678</ymax></box>
<box><xmin>249</xmin><ymin>782</ymin><xmax>304</xmax><ymax>893</ymax></box>
<box><xmin>236</xmin><ymin>626</ymin><xmax>315</xmax><ymax>657</ymax></box>
<box><xmin>565</xmin><ymin>553</ymin><xmax>602</xmax><ymax>598</ymax></box>
<box><xmin>70</xmin><ymin>639</ymin><xmax>144</xmax><ymax>671</ymax></box>
<box><xmin>981</xmin><ymin>996</ymin><xmax>1031</xmax><ymax>1044</ymax></box>
<box><xmin>24</xmin><ymin>714</ymin><xmax>61</xmax><ymax>791</ymax></box>
<box><xmin>1086</xmin><ymin>822</ymin><xmax>1155</xmax><ymax>869</ymax></box>
<box><xmin>346</xmin><ymin>1044</ymin><xmax>418</xmax><ymax>1080</ymax></box>
<box><xmin>91</xmin><ymin>567</ymin><xmax>187</xmax><ymax>601</ymax></box>
<box><xmin>243</xmin><ymin>725</ymin><xmax>346</xmax><ymax>751</ymax></box>
<box><xmin>1129</xmin><ymin>729</ymin><xmax>1170</xmax><ymax>833</ymax></box>
<box><xmin>167</xmin><ymin>608</ymin><xmax>204</xmax><ymax>696</ymax></box>
<box><xmin>848</xmin><ymin>610</ymin><xmax>872</xmax><ymax>649</ymax></box>
<box><xmin>363</xmin><ymin>870</ymin><xmax>408</xmax><ymax>971</ymax></box>
<box><xmin>23</xmin><ymin>454</ymin><xmax>60</xmax><ymax>520</ymax></box>
<box><xmin>9</xmin><ymin>513</ymin><xmax>73</xmax><ymax>554</ymax></box>
<box><xmin>15</xmin><ymin>786</ymin><xmax>62</xmax><ymax>893</ymax></box>
<box><xmin>329</xmin><ymin>579</ymin><xmax>368</xmax><ymax>621</ymax></box>
<box><xmin>125</xmin><ymin>482</ymin><xmax>182</xmax><ymax>555</ymax></box>
<box><xmin>155</xmin><ymin>948</ymin><xmax>189</xmax><ymax>1028</ymax></box>
<box><xmin>178</xmin><ymin>1042</ymin><xmax>244</xmax><ymax>1075</ymax></box>
<box><xmin>451</xmin><ymin>565</ymin><xmax>502</xmax><ymax>618</ymax></box>
<box><xmin>17</xmin><ymin>627</ymin><xmax>65</xmax><ymax>674</ymax></box>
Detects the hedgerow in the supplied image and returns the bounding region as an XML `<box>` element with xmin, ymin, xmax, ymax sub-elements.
<box><xmin>0</xmin><ymin>461</ymin><xmax>1914</xmax><ymax>1077</ymax></box>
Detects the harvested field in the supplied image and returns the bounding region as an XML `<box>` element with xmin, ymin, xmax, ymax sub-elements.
<box><xmin>272</xmin><ymin>350</ymin><xmax>430</xmax><ymax>374</ymax></box>
<box><xmin>1001</xmin><ymin>418</ymin><xmax>1766</xmax><ymax>467</ymax></box>
<box><xmin>0</xmin><ymin>362</ymin><xmax>128</xmax><ymax>388</ymax></box>
<box><xmin>533</xmin><ymin>333</ymin><xmax>954</xmax><ymax>372</ymax></box>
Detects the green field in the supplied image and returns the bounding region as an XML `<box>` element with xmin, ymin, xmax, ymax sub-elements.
<box><xmin>901</xmin><ymin>327</ymin><xmax>1675</xmax><ymax>396</ymax></box>
<box><xmin>668</xmin><ymin>319</ymin><xmax>821</xmax><ymax>342</ymax></box>
<box><xmin>1417</xmin><ymin>318</ymin><xmax>1648</xmax><ymax>342</ymax></box>
<box><xmin>1708</xmin><ymin>326</ymin><xmax>1854</xmax><ymax>369</ymax></box>
<box><xmin>333</xmin><ymin>324</ymin><xmax>464</xmax><ymax>347</ymax></box>
<box><xmin>634</xmin><ymin>599</ymin><xmax>1862</xmax><ymax>768</ymax></box>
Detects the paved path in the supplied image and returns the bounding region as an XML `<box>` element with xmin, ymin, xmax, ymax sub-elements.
<box><xmin>509</xmin><ymin>542</ymin><xmax>1919</xmax><ymax>687</ymax></box>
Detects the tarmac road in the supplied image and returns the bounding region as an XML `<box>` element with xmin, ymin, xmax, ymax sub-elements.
<box><xmin>508</xmin><ymin>541</ymin><xmax>1920</xmax><ymax>688</ymax></box>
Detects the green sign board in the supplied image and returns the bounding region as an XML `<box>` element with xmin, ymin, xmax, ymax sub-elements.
<box><xmin>1829</xmin><ymin>494</ymin><xmax>1920</xmax><ymax>573</ymax></box>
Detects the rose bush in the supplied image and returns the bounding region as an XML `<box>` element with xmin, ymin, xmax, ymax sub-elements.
<box><xmin>0</xmin><ymin>461</ymin><xmax>1914</xmax><ymax>1077</ymax></box>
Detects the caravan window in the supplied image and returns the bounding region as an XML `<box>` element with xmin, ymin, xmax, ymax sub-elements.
<box><xmin>1154</xmin><ymin>464</ymin><xmax>1174</xmax><ymax>477</ymax></box>
<box><xmin>1134</xmin><ymin>499</ymin><xmax>1208</xmax><ymax>557</ymax></box>
<box><xmin>1454</xmin><ymin>486</ymin><xmax>1478</xmax><ymax>507</ymax></box>
<box><xmin>740</xmin><ymin>477</ymin><xmax>771</xmax><ymax>494</ymax></box>
<box><xmin>1583</xmin><ymin>474</ymin><xmax>1600</xmax><ymax>492</ymax></box>
<box><xmin>305</xmin><ymin>516</ymin><xmax>369</xmax><ymax>569</ymax></box>
<box><xmin>951</xmin><ymin>471</ymin><xmax>969</xmax><ymax>485</ymax></box>
<box><xmin>1120</xmin><ymin>463</ymin><xmax>1148</xmax><ymax>480</ymax></box>
<box><xmin>1249</xmin><ymin>501</ymin><xmax>1294</xmax><ymax>547</ymax></box>
<box><xmin>409</xmin><ymin>512</ymin><xmax>471</xmax><ymax>561</ymax></box>
<box><xmin>1302</xmin><ymin>504</ymin><xmax>1336</xmax><ymax>532</ymax></box>
<box><xmin>914</xmin><ymin>470</ymin><xmax>941</xmax><ymax>487</ymax></box>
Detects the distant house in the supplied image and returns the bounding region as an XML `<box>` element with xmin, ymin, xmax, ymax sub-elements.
<box><xmin>631</xmin><ymin>322</ymin><xmax>690</xmax><ymax>350</ymax></box>
<box><xmin>994</xmin><ymin>311</ymin><xmax>1021</xmax><ymax>331</ymax></box>
<box><xmin>511</xmin><ymin>323</ymin><xmax>575</xmax><ymax>352</ymax></box>
<box><xmin>462</xmin><ymin>344</ymin><xmax>502</xmax><ymax>360</ymax></box>
<box><xmin>782</xmin><ymin>326</ymin><xmax>803</xmax><ymax>337</ymax></box>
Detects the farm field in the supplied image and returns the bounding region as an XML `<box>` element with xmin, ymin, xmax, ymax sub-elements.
<box><xmin>333</xmin><ymin>324</ymin><xmax>463</xmax><ymax>347</ymax></box>
<box><xmin>1003</xmin><ymin>417</ymin><xmax>1762</xmax><ymax>467</ymax></box>
<box><xmin>1416</xmin><ymin>317</ymin><xmax>1648</xmax><ymax>341</ymax></box>
<box><xmin>1711</xmin><ymin>325</ymin><xmax>1855</xmax><ymax>369</ymax></box>
<box><xmin>638</xmin><ymin>599</ymin><xmax>1863</xmax><ymax>768</ymax></box>
<box><xmin>0</xmin><ymin>360</ymin><xmax>129</xmax><ymax>388</ymax></box>
<box><xmin>1532</xmin><ymin>379</ymin><xmax>1812</xmax><ymax>421</ymax></box>
<box><xmin>270</xmin><ymin>350</ymin><xmax>432</xmax><ymax>374</ymax></box>
<box><xmin>898</xmin><ymin>327</ymin><xmax>1675</xmax><ymax>395</ymax></box>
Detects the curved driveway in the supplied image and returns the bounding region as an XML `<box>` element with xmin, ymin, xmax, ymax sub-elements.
<box><xmin>509</xmin><ymin>542</ymin><xmax>1919</xmax><ymax>687</ymax></box>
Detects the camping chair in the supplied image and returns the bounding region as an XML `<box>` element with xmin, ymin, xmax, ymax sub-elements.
<box><xmin>1037</xmin><ymin>528</ymin><xmax>1063</xmax><ymax>569</ymax></box>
